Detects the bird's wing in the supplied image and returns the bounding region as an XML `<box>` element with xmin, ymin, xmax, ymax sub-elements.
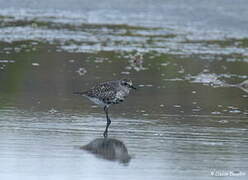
<box><xmin>85</xmin><ymin>82</ymin><xmax>117</xmax><ymax>103</ymax></box>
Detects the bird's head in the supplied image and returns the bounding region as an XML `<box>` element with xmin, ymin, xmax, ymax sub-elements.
<box><xmin>120</xmin><ymin>79</ymin><xmax>136</xmax><ymax>90</ymax></box>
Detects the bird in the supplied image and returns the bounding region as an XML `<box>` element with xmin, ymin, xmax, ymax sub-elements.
<box><xmin>74</xmin><ymin>79</ymin><xmax>136</xmax><ymax>137</ymax></box>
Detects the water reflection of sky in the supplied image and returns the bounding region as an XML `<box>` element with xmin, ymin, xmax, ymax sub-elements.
<box><xmin>0</xmin><ymin>1</ymin><xmax>248</xmax><ymax>180</ymax></box>
<box><xmin>0</xmin><ymin>110</ymin><xmax>247</xmax><ymax>180</ymax></box>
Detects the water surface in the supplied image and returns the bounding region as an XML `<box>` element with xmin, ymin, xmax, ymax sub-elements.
<box><xmin>0</xmin><ymin>0</ymin><xmax>247</xmax><ymax>179</ymax></box>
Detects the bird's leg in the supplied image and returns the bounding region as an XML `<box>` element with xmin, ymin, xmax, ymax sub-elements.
<box><xmin>103</xmin><ymin>106</ymin><xmax>111</xmax><ymax>138</ymax></box>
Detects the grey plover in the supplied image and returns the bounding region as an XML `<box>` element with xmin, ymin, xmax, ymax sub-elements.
<box><xmin>74</xmin><ymin>79</ymin><xmax>136</xmax><ymax>137</ymax></box>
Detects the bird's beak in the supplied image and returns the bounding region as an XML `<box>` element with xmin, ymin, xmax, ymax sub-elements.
<box><xmin>130</xmin><ymin>85</ymin><xmax>137</xmax><ymax>90</ymax></box>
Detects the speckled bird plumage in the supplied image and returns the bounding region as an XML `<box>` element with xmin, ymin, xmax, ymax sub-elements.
<box><xmin>76</xmin><ymin>79</ymin><xmax>135</xmax><ymax>106</ymax></box>
<box><xmin>74</xmin><ymin>79</ymin><xmax>136</xmax><ymax>137</ymax></box>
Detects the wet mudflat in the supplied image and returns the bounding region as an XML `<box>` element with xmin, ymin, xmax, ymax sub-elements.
<box><xmin>0</xmin><ymin>0</ymin><xmax>248</xmax><ymax>179</ymax></box>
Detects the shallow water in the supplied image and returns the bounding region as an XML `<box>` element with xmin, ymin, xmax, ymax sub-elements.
<box><xmin>0</xmin><ymin>0</ymin><xmax>248</xmax><ymax>180</ymax></box>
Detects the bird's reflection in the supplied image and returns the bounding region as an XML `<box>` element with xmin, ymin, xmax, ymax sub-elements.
<box><xmin>80</xmin><ymin>138</ymin><xmax>131</xmax><ymax>164</ymax></box>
